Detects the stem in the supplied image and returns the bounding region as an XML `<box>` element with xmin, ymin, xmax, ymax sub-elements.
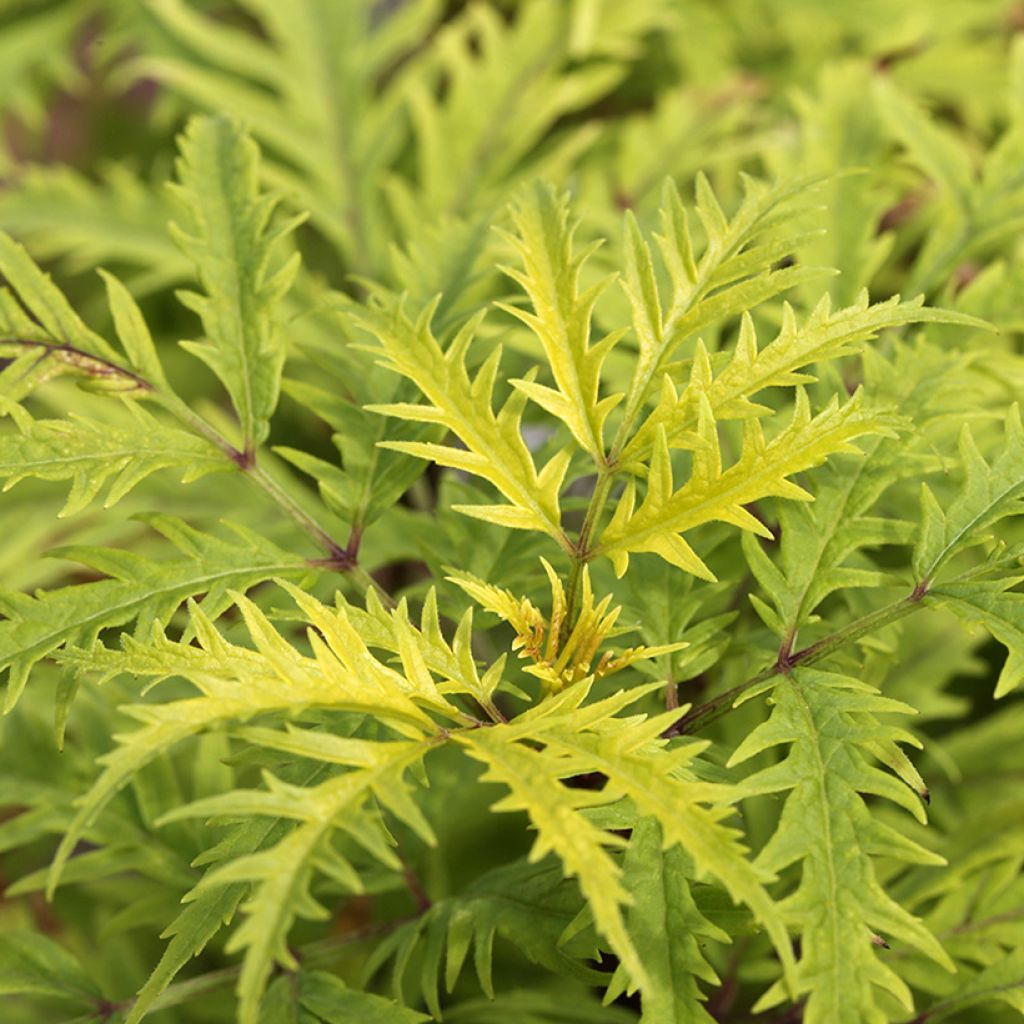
<box><xmin>399</xmin><ymin>856</ymin><xmax>432</xmax><ymax>913</ymax></box>
<box><xmin>560</xmin><ymin>468</ymin><xmax>614</xmax><ymax>646</ymax></box>
<box><xmin>343</xmin><ymin>562</ymin><xmax>397</xmax><ymax>609</ymax></box>
<box><xmin>248</xmin><ymin>461</ymin><xmax>349</xmax><ymax>561</ymax></box>
<box><xmin>675</xmin><ymin>587</ymin><xmax>928</xmax><ymax>734</ymax></box>
<box><xmin>155</xmin><ymin>393</ymin><xmax>390</xmax><ymax>601</ymax></box>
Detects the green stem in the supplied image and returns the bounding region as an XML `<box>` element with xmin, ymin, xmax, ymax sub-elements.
<box><xmin>560</xmin><ymin>467</ymin><xmax>614</xmax><ymax>645</ymax></box>
<box><xmin>675</xmin><ymin>586</ymin><xmax>927</xmax><ymax>734</ymax></box>
<box><xmin>247</xmin><ymin>461</ymin><xmax>349</xmax><ymax>562</ymax></box>
<box><xmin>155</xmin><ymin>392</ymin><xmax>392</xmax><ymax>602</ymax></box>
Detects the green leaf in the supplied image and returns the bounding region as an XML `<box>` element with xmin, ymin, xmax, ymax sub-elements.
<box><xmin>359</xmin><ymin>296</ymin><xmax>571</xmax><ymax>547</ymax></box>
<box><xmin>146</xmin><ymin>0</ymin><xmax>440</xmax><ymax>269</ymax></box>
<box><xmin>0</xmin><ymin>229</ymin><xmax>120</xmax><ymax>362</ymax></box>
<box><xmin>743</xmin><ymin>343</ymin><xmax>965</xmax><ymax>641</ymax></box>
<box><xmin>458</xmin><ymin>683</ymin><xmax>797</xmax><ymax>998</ymax></box>
<box><xmin>0</xmin><ymin>515</ymin><xmax>311</xmax><ymax>713</ymax></box>
<box><xmin>0</xmin><ymin>409</ymin><xmax>228</xmax><ymax>517</ymax></box>
<box><xmin>620</xmin><ymin>291</ymin><xmax>986</xmax><ymax>468</ymax></box>
<box><xmin>276</xmin><ymin>375</ymin><xmax>434</xmax><ymax>529</ymax></box>
<box><xmin>456</xmin><ymin>725</ymin><xmax>643</xmax><ymax>989</ymax></box>
<box><xmin>599</xmin><ymin>389</ymin><xmax>889</xmax><ymax>579</ymax></box>
<box><xmin>126</xmin><ymin>769</ymin><xmax>329</xmax><ymax>1024</ymax></box>
<box><xmin>442</xmin><ymin>990</ymin><xmax>638</xmax><ymax>1023</ymax></box>
<box><xmin>730</xmin><ymin>668</ymin><xmax>950</xmax><ymax>1023</ymax></box>
<box><xmin>913</xmin><ymin>406</ymin><xmax>1024</xmax><ymax>583</ymax></box>
<box><xmin>334</xmin><ymin>587</ymin><xmax>502</xmax><ymax>714</ymax></box>
<box><xmin>617</xmin><ymin>173</ymin><xmax>829</xmax><ymax>448</ymax></box>
<box><xmin>607</xmin><ymin>818</ymin><xmax>726</xmax><ymax>1023</ymax></box>
<box><xmin>0</xmin><ymin>932</ymin><xmax>102</xmax><ymax>1008</ymax></box>
<box><xmin>402</xmin><ymin>1</ymin><xmax>624</xmax><ymax>218</ymax></box>
<box><xmin>170</xmin><ymin>115</ymin><xmax>302</xmax><ymax>455</ymax></box>
<box><xmin>165</xmin><ymin>739</ymin><xmax>436</xmax><ymax>1024</ymax></box>
<box><xmin>497</xmin><ymin>181</ymin><xmax>621</xmax><ymax>460</ymax></box>
<box><xmin>916</xmin><ymin>948</ymin><xmax>1024</xmax><ymax>1021</ymax></box>
<box><xmin>927</xmin><ymin>577</ymin><xmax>1024</xmax><ymax>697</ymax></box>
<box><xmin>0</xmin><ymin>164</ymin><xmax>187</xmax><ymax>294</ymax></box>
<box><xmin>51</xmin><ymin>585</ymin><xmax>455</xmax><ymax>902</ymax></box>
<box><xmin>371</xmin><ymin>855</ymin><xmax>598</xmax><ymax>1014</ymax></box>
<box><xmin>296</xmin><ymin>971</ymin><xmax>430</xmax><ymax>1023</ymax></box>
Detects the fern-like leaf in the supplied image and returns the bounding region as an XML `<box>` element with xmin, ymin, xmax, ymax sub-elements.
<box><xmin>927</xmin><ymin>577</ymin><xmax>1024</xmax><ymax>698</ymax></box>
<box><xmin>620</xmin><ymin>291</ymin><xmax>984</xmax><ymax>468</ymax></box>
<box><xmin>0</xmin><ymin>230</ymin><xmax>121</xmax><ymax>363</ymax></box>
<box><xmin>51</xmin><ymin>584</ymin><xmax>461</xmax><ymax>898</ymax></box>
<box><xmin>0</xmin><ymin>163</ymin><xmax>186</xmax><ymax>293</ymax></box>
<box><xmin>0</xmin><ymin>409</ymin><xmax>228</xmax><ymax>517</ymax></box>
<box><xmin>599</xmin><ymin>390</ymin><xmax>889</xmax><ymax>578</ymax></box>
<box><xmin>730</xmin><ymin>668</ymin><xmax>951</xmax><ymax>1023</ymax></box>
<box><xmin>913</xmin><ymin>405</ymin><xmax>1024</xmax><ymax>584</ymax></box>
<box><xmin>456</xmin><ymin>725</ymin><xmax>643</xmax><ymax>987</ymax></box>
<box><xmin>0</xmin><ymin>516</ymin><xmax>310</xmax><ymax>714</ymax></box>
<box><xmin>145</xmin><ymin>0</ymin><xmax>440</xmax><ymax>270</ymax></box>
<box><xmin>606</xmin><ymin>818</ymin><xmax>727</xmax><ymax>1023</ymax></box>
<box><xmin>459</xmin><ymin>682</ymin><xmax>797</xmax><ymax>998</ymax></box>
<box><xmin>617</xmin><ymin>173</ymin><xmax>827</xmax><ymax>446</ymax></box>
<box><xmin>367</xmin><ymin>856</ymin><xmax>599</xmax><ymax>1017</ymax></box>
<box><xmin>360</xmin><ymin>297</ymin><xmax>571</xmax><ymax>547</ymax></box>
<box><xmin>497</xmin><ymin>182</ymin><xmax>621</xmax><ymax>460</ymax></box>
<box><xmin>162</xmin><ymin>737</ymin><xmax>438</xmax><ymax>1024</ymax></box>
<box><xmin>170</xmin><ymin>115</ymin><xmax>302</xmax><ymax>457</ymax></box>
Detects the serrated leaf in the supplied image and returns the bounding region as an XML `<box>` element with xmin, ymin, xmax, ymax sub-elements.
<box><xmin>731</xmin><ymin>668</ymin><xmax>950</xmax><ymax>1023</ymax></box>
<box><xmin>607</xmin><ymin>818</ymin><xmax>726</xmax><ymax>1023</ymax></box>
<box><xmin>359</xmin><ymin>296</ymin><xmax>571</xmax><ymax>547</ymax></box>
<box><xmin>913</xmin><ymin>406</ymin><xmax>1024</xmax><ymax>583</ymax></box>
<box><xmin>170</xmin><ymin>115</ymin><xmax>301</xmax><ymax>455</ymax></box>
<box><xmin>600</xmin><ymin>390</ymin><xmax>888</xmax><ymax>578</ymax></box>
<box><xmin>456</xmin><ymin>727</ymin><xmax>644</xmax><ymax>989</ymax></box>
<box><xmin>616</xmin><ymin>173</ymin><xmax>830</xmax><ymax>450</ymax></box>
<box><xmin>621</xmin><ymin>290</ymin><xmax>986</xmax><ymax>467</ymax></box>
<box><xmin>0</xmin><ymin>516</ymin><xmax>310</xmax><ymax>714</ymax></box>
<box><xmin>0</xmin><ymin>409</ymin><xmax>228</xmax><ymax>517</ymax></box>
<box><xmin>927</xmin><ymin>577</ymin><xmax>1024</xmax><ymax>697</ymax></box>
<box><xmin>164</xmin><ymin>739</ymin><xmax>436</xmax><ymax>1024</ymax></box>
<box><xmin>498</xmin><ymin>181</ymin><xmax>621</xmax><ymax>459</ymax></box>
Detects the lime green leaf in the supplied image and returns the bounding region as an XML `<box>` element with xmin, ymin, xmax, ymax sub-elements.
<box><xmin>165</xmin><ymin>739</ymin><xmax>436</xmax><ymax>1024</ymax></box>
<box><xmin>621</xmin><ymin>291</ymin><xmax>986</xmax><ymax>468</ymax></box>
<box><xmin>927</xmin><ymin>577</ymin><xmax>1024</xmax><ymax>697</ymax></box>
<box><xmin>456</xmin><ymin>727</ymin><xmax>644</xmax><ymax>989</ymax></box>
<box><xmin>607</xmin><ymin>818</ymin><xmax>726</xmax><ymax>1023</ymax></box>
<box><xmin>617</xmin><ymin>173</ymin><xmax>828</xmax><ymax>448</ymax></box>
<box><xmin>359</xmin><ymin>296</ymin><xmax>571</xmax><ymax>547</ymax></box>
<box><xmin>0</xmin><ymin>164</ymin><xmax>187</xmax><ymax>293</ymax></box>
<box><xmin>916</xmin><ymin>949</ymin><xmax>1024</xmax><ymax>1021</ymax></box>
<box><xmin>276</xmin><ymin>376</ymin><xmax>434</xmax><ymax>528</ymax></box>
<box><xmin>0</xmin><ymin>230</ymin><xmax>119</xmax><ymax>362</ymax></box>
<box><xmin>0</xmin><ymin>516</ymin><xmax>311</xmax><ymax>714</ymax></box>
<box><xmin>600</xmin><ymin>390</ymin><xmax>889</xmax><ymax>579</ymax></box>
<box><xmin>498</xmin><ymin>182</ymin><xmax>621</xmax><ymax>460</ymax></box>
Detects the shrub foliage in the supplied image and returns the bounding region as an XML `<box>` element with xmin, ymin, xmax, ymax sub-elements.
<box><xmin>1</xmin><ymin>2</ymin><xmax>1023</xmax><ymax>1023</ymax></box>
